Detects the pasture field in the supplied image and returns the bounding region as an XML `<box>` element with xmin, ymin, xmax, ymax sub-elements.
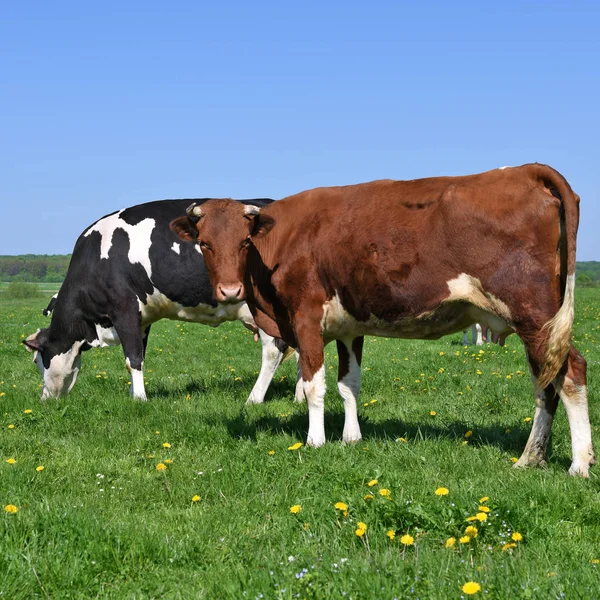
<box><xmin>1</xmin><ymin>290</ymin><xmax>600</xmax><ymax>599</ymax></box>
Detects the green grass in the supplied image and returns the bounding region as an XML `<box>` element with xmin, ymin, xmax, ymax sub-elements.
<box><xmin>1</xmin><ymin>290</ymin><xmax>599</xmax><ymax>599</ymax></box>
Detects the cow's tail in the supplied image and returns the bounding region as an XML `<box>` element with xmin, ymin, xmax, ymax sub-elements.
<box><xmin>536</xmin><ymin>166</ymin><xmax>579</xmax><ymax>390</ymax></box>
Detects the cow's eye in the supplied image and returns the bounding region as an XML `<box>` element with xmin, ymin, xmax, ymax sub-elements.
<box><xmin>199</xmin><ymin>241</ymin><xmax>212</xmax><ymax>252</ymax></box>
<box><xmin>240</xmin><ymin>238</ymin><xmax>251</xmax><ymax>249</ymax></box>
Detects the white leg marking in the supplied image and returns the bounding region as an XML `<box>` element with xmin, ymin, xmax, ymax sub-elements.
<box><xmin>337</xmin><ymin>343</ymin><xmax>362</xmax><ymax>444</ymax></box>
<box><xmin>246</xmin><ymin>330</ymin><xmax>285</xmax><ymax>404</ymax></box>
<box><xmin>304</xmin><ymin>365</ymin><xmax>326</xmax><ymax>448</ymax></box>
<box><xmin>127</xmin><ymin>358</ymin><xmax>147</xmax><ymax>401</ymax></box>
<box><xmin>515</xmin><ymin>388</ymin><xmax>555</xmax><ymax>469</ymax></box>
<box><xmin>474</xmin><ymin>323</ymin><xmax>483</xmax><ymax>345</ymax></box>
<box><xmin>560</xmin><ymin>379</ymin><xmax>593</xmax><ymax>477</ymax></box>
<box><xmin>294</xmin><ymin>352</ymin><xmax>305</xmax><ymax>403</ymax></box>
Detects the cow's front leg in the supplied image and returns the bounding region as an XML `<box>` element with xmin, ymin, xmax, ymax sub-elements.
<box><xmin>294</xmin><ymin>352</ymin><xmax>305</xmax><ymax>403</ymax></box>
<box><xmin>296</xmin><ymin>324</ymin><xmax>326</xmax><ymax>448</ymax></box>
<box><xmin>115</xmin><ymin>313</ymin><xmax>147</xmax><ymax>401</ymax></box>
<box><xmin>337</xmin><ymin>337</ymin><xmax>363</xmax><ymax>444</ymax></box>
<box><xmin>247</xmin><ymin>330</ymin><xmax>288</xmax><ymax>404</ymax></box>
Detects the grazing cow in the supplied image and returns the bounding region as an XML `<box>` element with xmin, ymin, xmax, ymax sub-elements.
<box><xmin>42</xmin><ymin>293</ymin><xmax>58</xmax><ymax>316</ymax></box>
<box><xmin>24</xmin><ymin>198</ymin><xmax>291</xmax><ymax>403</ymax></box>
<box><xmin>171</xmin><ymin>163</ymin><xmax>594</xmax><ymax>476</ymax></box>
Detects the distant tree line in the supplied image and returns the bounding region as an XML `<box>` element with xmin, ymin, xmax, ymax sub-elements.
<box><xmin>1</xmin><ymin>254</ymin><xmax>600</xmax><ymax>287</ymax></box>
<box><xmin>0</xmin><ymin>255</ymin><xmax>71</xmax><ymax>283</ymax></box>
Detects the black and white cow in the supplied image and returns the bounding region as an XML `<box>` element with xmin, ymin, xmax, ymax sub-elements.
<box><xmin>24</xmin><ymin>198</ymin><xmax>292</xmax><ymax>402</ymax></box>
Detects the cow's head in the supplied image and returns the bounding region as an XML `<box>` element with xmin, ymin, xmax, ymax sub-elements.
<box><xmin>23</xmin><ymin>328</ymin><xmax>87</xmax><ymax>400</ymax></box>
<box><xmin>170</xmin><ymin>200</ymin><xmax>274</xmax><ymax>303</ymax></box>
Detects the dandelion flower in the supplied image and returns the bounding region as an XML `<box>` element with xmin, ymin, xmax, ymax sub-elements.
<box><xmin>357</xmin><ymin>522</ymin><xmax>367</xmax><ymax>531</ymax></box>
<box><xmin>6</xmin><ymin>458</ymin><xmax>16</xmax><ymax>464</ymax></box>
<box><xmin>24</xmin><ymin>409</ymin><xmax>32</xmax><ymax>414</ymax></box>
<box><xmin>334</xmin><ymin>502</ymin><xmax>348</xmax><ymax>511</ymax></box>
<box><xmin>379</xmin><ymin>489</ymin><xmax>391</xmax><ymax>498</ymax></box>
<box><xmin>591</xmin><ymin>559</ymin><xmax>600</xmax><ymax>564</ymax></box>
<box><xmin>478</xmin><ymin>506</ymin><xmax>490</xmax><ymax>513</ymax></box>
<box><xmin>475</xmin><ymin>512</ymin><xmax>488</xmax><ymax>522</ymax></box>
<box><xmin>367</xmin><ymin>479</ymin><xmax>378</xmax><ymax>487</ymax></box>
<box><xmin>268</xmin><ymin>450</ymin><xmax>275</xmax><ymax>456</ymax></box>
<box><xmin>288</xmin><ymin>442</ymin><xmax>303</xmax><ymax>451</ymax></box>
<box><xmin>524</xmin><ymin>417</ymin><xmax>532</xmax><ymax>422</ymax></box>
<box><xmin>435</xmin><ymin>487</ymin><xmax>449</xmax><ymax>496</ymax></box>
<box><xmin>355</xmin><ymin>527</ymin><xmax>366</xmax><ymax>537</ymax></box>
<box><xmin>510</xmin><ymin>457</ymin><xmax>519</xmax><ymax>463</ymax></box>
<box><xmin>397</xmin><ymin>437</ymin><xmax>407</xmax><ymax>443</ymax></box>
<box><xmin>464</xmin><ymin>430</ymin><xmax>473</xmax><ymax>438</ymax></box>
<box><xmin>511</xmin><ymin>532</ymin><xmax>523</xmax><ymax>542</ymax></box>
<box><xmin>479</xmin><ymin>496</ymin><xmax>489</xmax><ymax>503</ymax></box>
<box><xmin>4</xmin><ymin>505</ymin><xmax>18</xmax><ymax>514</ymax></box>
<box><xmin>363</xmin><ymin>494</ymin><xmax>374</xmax><ymax>501</ymax></box>
<box><xmin>7</xmin><ymin>424</ymin><xmax>15</xmax><ymax>429</ymax></box>
<box><xmin>445</xmin><ymin>537</ymin><xmax>456</xmax><ymax>548</ymax></box>
<box><xmin>430</xmin><ymin>410</ymin><xmax>437</xmax><ymax>416</ymax></box>
<box><xmin>156</xmin><ymin>463</ymin><xmax>167</xmax><ymax>471</ymax></box>
<box><xmin>289</xmin><ymin>504</ymin><xmax>302</xmax><ymax>514</ymax></box>
<box><xmin>462</xmin><ymin>581</ymin><xmax>481</xmax><ymax>595</ymax></box>
<box><xmin>36</xmin><ymin>466</ymin><xmax>44</xmax><ymax>472</ymax></box>
<box><xmin>386</xmin><ymin>530</ymin><xmax>396</xmax><ymax>540</ymax></box>
<box><xmin>502</xmin><ymin>543</ymin><xmax>517</xmax><ymax>552</ymax></box>
<box><xmin>465</xmin><ymin>526</ymin><xmax>478</xmax><ymax>538</ymax></box>
<box><xmin>466</xmin><ymin>515</ymin><xmax>478</xmax><ymax>522</ymax></box>
<box><xmin>162</xmin><ymin>442</ymin><xmax>171</xmax><ymax>449</ymax></box>
<box><xmin>459</xmin><ymin>536</ymin><xmax>471</xmax><ymax>544</ymax></box>
<box><xmin>192</xmin><ymin>495</ymin><xmax>200</xmax><ymax>502</ymax></box>
<box><xmin>400</xmin><ymin>534</ymin><xmax>414</xmax><ymax>546</ymax></box>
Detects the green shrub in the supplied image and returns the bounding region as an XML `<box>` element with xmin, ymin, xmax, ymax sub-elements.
<box><xmin>2</xmin><ymin>280</ymin><xmax>42</xmax><ymax>299</ymax></box>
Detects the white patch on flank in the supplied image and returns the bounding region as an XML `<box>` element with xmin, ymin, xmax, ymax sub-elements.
<box><xmin>84</xmin><ymin>211</ymin><xmax>156</xmax><ymax>277</ymax></box>
<box><xmin>304</xmin><ymin>365</ymin><xmax>327</xmax><ymax>448</ymax></box>
<box><xmin>38</xmin><ymin>341</ymin><xmax>85</xmax><ymax>400</ymax></box>
<box><xmin>246</xmin><ymin>329</ymin><xmax>285</xmax><ymax>405</ymax></box>
<box><xmin>171</xmin><ymin>242</ymin><xmax>181</xmax><ymax>255</ymax></box>
<box><xmin>139</xmin><ymin>288</ymin><xmax>253</xmax><ymax>328</ymax></box>
<box><xmin>337</xmin><ymin>341</ymin><xmax>362</xmax><ymax>444</ymax></box>
<box><xmin>92</xmin><ymin>324</ymin><xmax>121</xmax><ymax>348</ymax></box>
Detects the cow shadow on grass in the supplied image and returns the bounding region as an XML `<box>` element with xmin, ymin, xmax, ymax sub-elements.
<box><xmin>149</xmin><ymin>378</ymin><xmax>293</xmax><ymax>399</ymax></box>
<box><xmin>220</xmin><ymin>409</ymin><xmax>537</xmax><ymax>457</ymax></box>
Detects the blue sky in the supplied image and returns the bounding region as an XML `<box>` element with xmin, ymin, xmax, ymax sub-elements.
<box><xmin>2</xmin><ymin>1</ymin><xmax>598</xmax><ymax>258</ymax></box>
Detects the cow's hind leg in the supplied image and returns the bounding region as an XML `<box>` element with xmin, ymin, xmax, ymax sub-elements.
<box><xmin>113</xmin><ymin>309</ymin><xmax>147</xmax><ymax>401</ymax></box>
<box><xmin>559</xmin><ymin>346</ymin><xmax>594</xmax><ymax>476</ymax></box>
<box><xmin>337</xmin><ymin>337</ymin><xmax>363</xmax><ymax>444</ymax></box>
<box><xmin>246</xmin><ymin>330</ymin><xmax>288</xmax><ymax>404</ymax></box>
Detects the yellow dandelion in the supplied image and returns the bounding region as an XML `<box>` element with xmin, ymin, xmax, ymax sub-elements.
<box><xmin>288</xmin><ymin>442</ymin><xmax>303</xmax><ymax>451</ymax></box>
<box><xmin>459</xmin><ymin>536</ymin><xmax>471</xmax><ymax>544</ymax></box>
<box><xmin>397</xmin><ymin>437</ymin><xmax>407</xmax><ymax>443</ymax></box>
<box><xmin>163</xmin><ymin>459</ymin><xmax>173</xmax><ymax>464</ymax></box>
<box><xmin>466</xmin><ymin>515</ymin><xmax>478</xmax><ymax>522</ymax></box>
<box><xmin>191</xmin><ymin>495</ymin><xmax>200</xmax><ymax>502</ymax></box>
<box><xmin>24</xmin><ymin>409</ymin><xmax>32</xmax><ymax>414</ymax></box>
<box><xmin>479</xmin><ymin>496</ymin><xmax>489</xmax><ymax>503</ymax></box>
<box><xmin>363</xmin><ymin>494</ymin><xmax>374</xmax><ymax>501</ymax></box>
<box><xmin>379</xmin><ymin>488</ymin><xmax>391</xmax><ymax>497</ymax></box>
<box><xmin>547</xmin><ymin>572</ymin><xmax>557</xmax><ymax>577</ymax></box>
<box><xmin>502</xmin><ymin>543</ymin><xmax>517</xmax><ymax>552</ymax></box>
<box><xmin>334</xmin><ymin>502</ymin><xmax>348</xmax><ymax>511</ymax></box>
<box><xmin>478</xmin><ymin>506</ymin><xmax>490</xmax><ymax>513</ymax></box>
<box><xmin>591</xmin><ymin>559</ymin><xmax>600</xmax><ymax>564</ymax></box>
<box><xmin>367</xmin><ymin>479</ymin><xmax>378</xmax><ymax>487</ymax></box>
<box><xmin>268</xmin><ymin>450</ymin><xmax>275</xmax><ymax>456</ymax></box>
<box><xmin>475</xmin><ymin>512</ymin><xmax>488</xmax><ymax>522</ymax></box>
<box><xmin>400</xmin><ymin>534</ymin><xmax>414</xmax><ymax>546</ymax></box>
<box><xmin>465</xmin><ymin>525</ymin><xmax>478</xmax><ymax>538</ymax></box>
<box><xmin>435</xmin><ymin>487</ymin><xmax>449</xmax><ymax>496</ymax></box>
<box><xmin>162</xmin><ymin>442</ymin><xmax>171</xmax><ymax>449</ymax></box>
<box><xmin>445</xmin><ymin>537</ymin><xmax>456</xmax><ymax>548</ymax></box>
<box><xmin>511</xmin><ymin>532</ymin><xmax>523</xmax><ymax>542</ymax></box>
<box><xmin>4</xmin><ymin>504</ymin><xmax>18</xmax><ymax>514</ymax></box>
<box><xmin>36</xmin><ymin>466</ymin><xmax>44</xmax><ymax>472</ymax></box>
<box><xmin>430</xmin><ymin>410</ymin><xmax>437</xmax><ymax>416</ymax></box>
<box><xmin>355</xmin><ymin>527</ymin><xmax>366</xmax><ymax>537</ymax></box>
<box><xmin>439</xmin><ymin>351</ymin><xmax>445</xmax><ymax>355</ymax></box>
<box><xmin>386</xmin><ymin>530</ymin><xmax>396</xmax><ymax>540</ymax></box>
<box><xmin>8</xmin><ymin>424</ymin><xmax>15</xmax><ymax>429</ymax></box>
<box><xmin>289</xmin><ymin>504</ymin><xmax>302</xmax><ymax>514</ymax></box>
<box><xmin>156</xmin><ymin>463</ymin><xmax>167</xmax><ymax>471</ymax></box>
<box><xmin>6</xmin><ymin>458</ymin><xmax>16</xmax><ymax>464</ymax></box>
<box><xmin>510</xmin><ymin>457</ymin><xmax>519</xmax><ymax>463</ymax></box>
<box><xmin>462</xmin><ymin>581</ymin><xmax>481</xmax><ymax>595</ymax></box>
<box><xmin>524</xmin><ymin>417</ymin><xmax>532</xmax><ymax>422</ymax></box>
<box><xmin>464</xmin><ymin>430</ymin><xmax>473</xmax><ymax>438</ymax></box>
<box><xmin>357</xmin><ymin>522</ymin><xmax>367</xmax><ymax>531</ymax></box>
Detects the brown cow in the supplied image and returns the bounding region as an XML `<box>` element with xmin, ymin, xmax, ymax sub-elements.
<box><xmin>171</xmin><ymin>164</ymin><xmax>594</xmax><ymax>476</ymax></box>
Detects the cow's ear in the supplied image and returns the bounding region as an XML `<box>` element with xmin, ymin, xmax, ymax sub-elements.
<box><xmin>170</xmin><ymin>217</ymin><xmax>198</xmax><ymax>242</ymax></box>
<box><xmin>23</xmin><ymin>331</ymin><xmax>43</xmax><ymax>352</ymax></box>
<box><xmin>249</xmin><ymin>214</ymin><xmax>275</xmax><ymax>238</ymax></box>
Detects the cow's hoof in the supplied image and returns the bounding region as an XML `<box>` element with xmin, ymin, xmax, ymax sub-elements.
<box><xmin>245</xmin><ymin>395</ymin><xmax>264</xmax><ymax>405</ymax></box>
<box><xmin>568</xmin><ymin>463</ymin><xmax>590</xmax><ymax>478</ymax></box>
<box><xmin>513</xmin><ymin>455</ymin><xmax>546</xmax><ymax>470</ymax></box>
<box><xmin>306</xmin><ymin>435</ymin><xmax>325</xmax><ymax>448</ymax></box>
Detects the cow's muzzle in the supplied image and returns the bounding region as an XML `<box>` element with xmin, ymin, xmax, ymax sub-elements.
<box><xmin>217</xmin><ymin>283</ymin><xmax>244</xmax><ymax>303</ymax></box>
